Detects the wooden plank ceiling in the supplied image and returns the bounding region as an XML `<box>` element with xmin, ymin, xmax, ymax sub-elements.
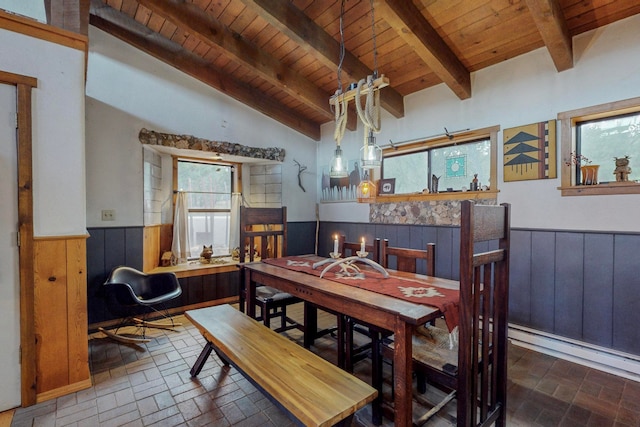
<box><xmin>86</xmin><ymin>0</ymin><xmax>640</xmax><ymax>140</ymax></box>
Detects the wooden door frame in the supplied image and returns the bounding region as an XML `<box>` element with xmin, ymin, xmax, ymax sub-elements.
<box><xmin>0</xmin><ymin>70</ymin><xmax>38</xmax><ymax>407</ymax></box>
<box><xmin>0</xmin><ymin>7</ymin><xmax>89</xmax><ymax>407</ymax></box>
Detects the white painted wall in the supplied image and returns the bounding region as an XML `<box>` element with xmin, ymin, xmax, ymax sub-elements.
<box><xmin>318</xmin><ymin>14</ymin><xmax>640</xmax><ymax>232</ymax></box>
<box><xmin>85</xmin><ymin>27</ymin><xmax>318</xmax><ymax>225</ymax></box>
<box><xmin>0</xmin><ymin>28</ymin><xmax>86</xmax><ymax>237</ymax></box>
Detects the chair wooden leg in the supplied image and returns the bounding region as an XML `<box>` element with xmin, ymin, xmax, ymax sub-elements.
<box><xmin>336</xmin><ymin>314</ymin><xmax>346</xmax><ymax>369</ymax></box>
<box><xmin>263</xmin><ymin>304</ymin><xmax>271</xmax><ymax>328</ymax></box>
<box><xmin>345</xmin><ymin>317</ymin><xmax>355</xmax><ymax>373</ymax></box>
<box><xmin>417</xmin><ymin>372</ymin><xmax>427</xmax><ymax>394</ymax></box>
<box><xmin>238</xmin><ymin>270</ymin><xmax>246</xmax><ymax>313</ymax></box>
<box><xmin>303</xmin><ymin>303</ymin><xmax>317</xmax><ymax>349</ymax></box>
<box><xmin>280</xmin><ymin>305</ymin><xmax>287</xmax><ymax>331</ymax></box>
<box><xmin>371</xmin><ymin>331</ymin><xmax>383</xmax><ymax>426</ymax></box>
<box><xmin>414</xmin><ymin>390</ymin><xmax>456</xmax><ymax>427</ymax></box>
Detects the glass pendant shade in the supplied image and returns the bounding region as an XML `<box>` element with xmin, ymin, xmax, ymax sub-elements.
<box><xmin>357</xmin><ymin>172</ymin><xmax>376</xmax><ymax>201</ymax></box>
<box><xmin>360</xmin><ymin>131</ymin><xmax>382</xmax><ymax>169</ymax></box>
<box><xmin>330</xmin><ymin>146</ymin><xmax>349</xmax><ymax>178</ymax></box>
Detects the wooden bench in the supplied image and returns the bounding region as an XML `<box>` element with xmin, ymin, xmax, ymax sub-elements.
<box><xmin>186</xmin><ymin>304</ymin><xmax>377</xmax><ymax>427</ymax></box>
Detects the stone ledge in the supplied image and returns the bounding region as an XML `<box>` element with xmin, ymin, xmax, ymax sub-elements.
<box><xmin>370</xmin><ymin>198</ymin><xmax>497</xmax><ymax>225</ymax></box>
<box><xmin>139</xmin><ymin>128</ymin><xmax>285</xmax><ymax>162</ymax></box>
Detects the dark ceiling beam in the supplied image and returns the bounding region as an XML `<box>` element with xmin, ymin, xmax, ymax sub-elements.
<box><xmin>137</xmin><ymin>0</ymin><xmax>356</xmax><ymax>131</ymax></box>
<box><xmin>375</xmin><ymin>0</ymin><xmax>471</xmax><ymax>100</ymax></box>
<box><xmin>239</xmin><ymin>0</ymin><xmax>405</xmax><ymax>119</ymax></box>
<box><xmin>45</xmin><ymin>0</ymin><xmax>90</xmax><ymax>35</ymax></box>
<box><xmin>89</xmin><ymin>1</ymin><xmax>321</xmax><ymax>140</ymax></box>
<box><xmin>524</xmin><ymin>0</ymin><xmax>573</xmax><ymax>71</ymax></box>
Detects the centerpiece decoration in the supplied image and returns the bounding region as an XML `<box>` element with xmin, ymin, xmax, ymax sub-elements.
<box><xmin>313</xmin><ymin>236</ymin><xmax>388</xmax><ymax>279</ymax></box>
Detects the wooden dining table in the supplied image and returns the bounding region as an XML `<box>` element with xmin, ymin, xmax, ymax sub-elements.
<box><xmin>240</xmin><ymin>255</ymin><xmax>460</xmax><ymax>427</ymax></box>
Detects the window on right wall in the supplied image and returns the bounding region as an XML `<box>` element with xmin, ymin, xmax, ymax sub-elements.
<box><xmin>558</xmin><ymin>97</ymin><xmax>640</xmax><ymax>196</ymax></box>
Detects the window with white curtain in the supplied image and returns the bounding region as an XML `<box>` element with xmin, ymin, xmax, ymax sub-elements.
<box><xmin>176</xmin><ymin>159</ymin><xmax>235</xmax><ymax>258</ymax></box>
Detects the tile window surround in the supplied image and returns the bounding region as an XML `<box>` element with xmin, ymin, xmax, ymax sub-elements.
<box><xmin>249</xmin><ymin>164</ymin><xmax>282</xmax><ymax>208</ymax></box>
<box><xmin>143</xmin><ymin>148</ymin><xmax>163</xmax><ymax>226</ymax></box>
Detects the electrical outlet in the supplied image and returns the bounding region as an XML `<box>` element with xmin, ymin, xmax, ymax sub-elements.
<box><xmin>101</xmin><ymin>209</ymin><xmax>115</xmax><ymax>221</ymax></box>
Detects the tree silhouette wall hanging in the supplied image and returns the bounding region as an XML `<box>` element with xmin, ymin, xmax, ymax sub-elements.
<box><xmin>503</xmin><ymin>120</ymin><xmax>557</xmax><ymax>181</ymax></box>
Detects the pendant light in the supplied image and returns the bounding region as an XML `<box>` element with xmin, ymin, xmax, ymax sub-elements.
<box><xmin>329</xmin><ymin>0</ymin><xmax>387</xmax><ymax>176</ymax></box>
<box><xmin>360</xmin><ymin>129</ymin><xmax>382</xmax><ymax>169</ymax></box>
<box><xmin>357</xmin><ymin>0</ymin><xmax>382</xmax><ymax>170</ymax></box>
<box><xmin>357</xmin><ymin>170</ymin><xmax>376</xmax><ymax>201</ymax></box>
<box><xmin>330</xmin><ymin>0</ymin><xmax>348</xmax><ymax>178</ymax></box>
<box><xmin>330</xmin><ymin>145</ymin><xmax>348</xmax><ymax>178</ymax></box>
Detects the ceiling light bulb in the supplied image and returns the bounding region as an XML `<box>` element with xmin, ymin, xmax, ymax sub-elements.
<box><xmin>330</xmin><ymin>146</ymin><xmax>348</xmax><ymax>178</ymax></box>
<box><xmin>360</xmin><ymin>131</ymin><xmax>382</xmax><ymax>169</ymax></box>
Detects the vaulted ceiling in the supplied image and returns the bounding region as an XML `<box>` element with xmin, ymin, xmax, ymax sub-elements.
<box><xmin>88</xmin><ymin>0</ymin><xmax>640</xmax><ymax>140</ymax></box>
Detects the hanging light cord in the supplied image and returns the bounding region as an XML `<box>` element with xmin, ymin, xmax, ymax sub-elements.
<box><xmin>336</xmin><ymin>0</ymin><xmax>346</xmax><ymax>95</ymax></box>
<box><xmin>355</xmin><ymin>0</ymin><xmax>381</xmax><ymax>138</ymax></box>
<box><xmin>370</xmin><ymin>0</ymin><xmax>378</xmax><ymax>78</ymax></box>
<box><xmin>333</xmin><ymin>0</ymin><xmax>348</xmax><ymax>146</ymax></box>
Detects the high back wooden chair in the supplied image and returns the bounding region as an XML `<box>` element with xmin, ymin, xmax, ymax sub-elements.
<box><xmin>337</xmin><ymin>235</ymin><xmax>380</xmax><ymax>369</ymax></box>
<box><xmin>408</xmin><ymin>201</ymin><xmax>511</xmax><ymax>426</ymax></box>
<box><xmin>370</xmin><ymin>239</ymin><xmax>437</xmax><ymax>424</ymax></box>
<box><xmin>239</xmin><ymin>206</ymin><xmax>301</xmax><ymax>333</ymax></box>
<box><xmin>337</xmin><ymin>234</ymin><xmax>378</xmax><ymax>259</ymax></box>
<box><xmin>378</xmin><ymin>239</ymin><xmax>436</xmax><ymax>276</ymax></box>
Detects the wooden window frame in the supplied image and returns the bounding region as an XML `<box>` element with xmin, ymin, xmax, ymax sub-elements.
<box><xmin>558</xmin><ymin>97</ymin><xmax>640</xmax><ymax>196</ymax></box>
<box><xmin>372</xmin><ymin>126</ymin><xmax>499</xmax><ymax>203</ymax></box>
<box><xmin>172</xmin><ymin>156</ymin><xmax>241</xmax><ymax>258</ymax></box>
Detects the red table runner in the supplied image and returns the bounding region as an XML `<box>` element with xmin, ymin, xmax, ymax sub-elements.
<box><xmin>262</xmin><ymin>256</ymin><xmax>459</xmax><ymax>332</ymax></box>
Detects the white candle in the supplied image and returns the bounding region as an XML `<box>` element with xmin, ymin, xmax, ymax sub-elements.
<box><xmin>333</xmin><ymin>235</ymin><xmax>339</xmax><ymax>254</ymax></box>
<box><xmin>360</xmin><ymin>237</ymin><xmax>365</xmax><ymax>253</ymax></box>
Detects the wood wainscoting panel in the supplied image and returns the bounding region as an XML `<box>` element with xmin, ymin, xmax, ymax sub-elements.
<box><xmin>33</xmin><ymin>236</ymin><xmax>89</xmax><ymax>400</ymax></box>
<box><xmin>143</xmin><ymin>225</ymin><xmax>161</xmax><ymax>272</ymax></box>
<box><xmin>66</xmin><ymin>237</ymin><xmax>89</xmax><ymax>385</ymax></box>
<box><xmin>34</xmin><ymin>239</ymin><xmax>68</xmax><ymax>393</ymax></box>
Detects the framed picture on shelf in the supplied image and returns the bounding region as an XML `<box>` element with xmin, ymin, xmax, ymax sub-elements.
<box><xmin>379</xmin><ymin>178</ymin><xmax>396</xmax><ymax>195</ymax></box>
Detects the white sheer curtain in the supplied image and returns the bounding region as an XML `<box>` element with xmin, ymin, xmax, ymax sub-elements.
<box><xmin>228</xmin><ymin>192</ymin><xmax>241</xmax><ymax>252</ymax></box>
<box><xmin>172</xmin><ymin>191</ymin><xmax>190</xmax><ymax>264</ymax></box>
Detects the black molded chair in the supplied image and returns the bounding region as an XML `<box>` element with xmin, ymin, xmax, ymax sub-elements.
<box><xmin>239</xmin><ymin>206</ymin><xmax>302</xmax><ymax>333</ymax></box>
<box><xmin>100</xmin><ymin>266</ymin><xmax>182</xmax><ymax>343</ymax></box>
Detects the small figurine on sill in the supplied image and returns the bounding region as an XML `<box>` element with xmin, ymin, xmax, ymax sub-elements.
<box><xmin>199</xmin><ymin>245</ymin><xmax>213</xmax><ymax>263</ymax></box>
<box><xmin>431</xmin><ymin>174</ymin><xmax>440</xmax><ymax>193</ymax></box>
<box><xmin>470</xmin><ymin>174</ymin><xmax>479</xmax><ymax>191</ymax></box>
<box><xmin>161</xmin><ymin>251</ymin><xmax>172</xmax><ymax>267</ymax></box>
<box><xmin>613</xmin><ymin>156</ymin><xmax>632</xmax><ymax>182</ymax></box>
